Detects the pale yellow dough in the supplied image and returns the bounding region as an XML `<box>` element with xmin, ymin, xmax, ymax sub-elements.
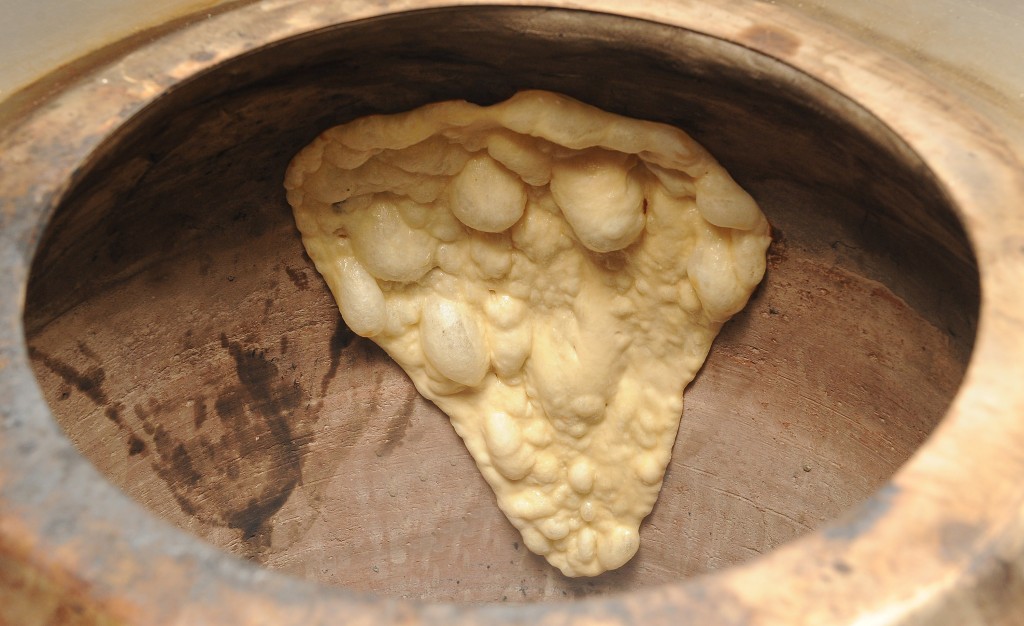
<box><xmin>285</xmin><ymin>90</ymin><xmax>770</xmax><ymax>576</ymax></box>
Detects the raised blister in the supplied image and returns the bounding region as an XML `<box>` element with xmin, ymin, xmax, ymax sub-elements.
<box><xmin>531</xmin><ymin>452</ymin><xmax>560</xmax><ymax>484</ymax></box>
<box><xmin>598</xmin><ymin>525</ymin><xmax>640</xmax><ymax>570</ymax></box>
<box><xmin>450</xmin><ymin>154</ymin><xmax>527</xmax><ymax>233</ymax></box>
<box><xmin>695</xmin><ymin>166</ymin><xmax>762</xmax><ymax>230</ymax></box>
<box><xmin>635</xmin><ymin>451</ymin><xmax>667</xmax><ymax>486</ymax></box>
<box><xmin>687</xmin><ymin>230</ymin><xmax>748</xmax><ymax>322</ymax></box>
<box><xmin>522</xmin><ymin>527</ymin><xmax>553</xmax><ymax>556</ymax></box>
<box><xmin>468</xmin><ymin>232</ymin><xmax>514</xmax><ymax>280</ymax></box>
<box><xmin>540</xmin><ymin>517</ymin><xmax>571</xmax><ymax>541</ymax></box>
<box><xmin>378</xmin><ymin>135</ymin><xmax>471</xmax><ymax>176</ymax></box>
<box><xmin>327</xmin><ymin>257</ymin><xmax>387</xmax><ymax>337</ymax></box>
<box><xmin>580</xmin><ymin>501</ymin><xmax>596</xmax><ymax>523</ymax></box>
<box><xmin>550</xmin><ymin>150</ymin><xmax>646</xmax><ymax>253</ymax></box>
<box><xmin>484</xmin><ymin>411</ymin><xmax>535</xmax><ymax>480</ymax></box>
<box><xmin>646</xmin><ymin>161</ymin><xmax>696</xmax><ymax>197</ymax></box>
<box><xmin>732</xmin><ymin>225</ymin><xmax>772</xmax><ymax>290</ymax></box>
<box><xmin>484</xmin><ymin>293</ymin><xmax>527</xmax><ymax>329</ymax></box>
<box><xmin>420</xmin><ymin>295</ymin><xmax>490</xmax><ymax>387</ymax></box>
<box><xmin>576</xmin><ymin>526</ymin><xmax>597</xmax><ymax>563</ymax></box>
<box><xmin>567</xmin><ymin>458</ymin><xmax>596</xmax><ymax>494</ymax></box>
<box><xmin>508</xmin><ymin>489</ymin><xmax>557</xmax><ymax>521</ymax></box>
<box><xmin>486</xmin><ymin>131</ymin><xmax>552</xmax><ymax>187</ymax></box>
<box><xmin>510</xmin><ymin>200</ymin><xmax>572</xmax><ymax>263</ymax></box>
<box><xmin>349</xmin><ymin>198</ymin><xmax>437</xmax><ymax>282</ymax></box>
<box><xmin>490</xmin><ymin>325</ymin><xmax>532</xmax><ymax>380</ymax></box>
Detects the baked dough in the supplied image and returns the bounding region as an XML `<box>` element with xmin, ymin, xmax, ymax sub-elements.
<box><xmin>285</xmin><ymin>90</ymin><xmax>770</xmax><ymax>576</ymax></box>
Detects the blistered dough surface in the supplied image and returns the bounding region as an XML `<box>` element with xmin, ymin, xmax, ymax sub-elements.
<box><xmin>285</xmin><ymin>91</ymin><xmax>770</xmax><ymax>576</ymax></box>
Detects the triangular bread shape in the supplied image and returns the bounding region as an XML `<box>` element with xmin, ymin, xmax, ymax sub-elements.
<box><xmin>285</xmin><ymin>91</ymin><xmax>770</xmax><ymax>576</ymax></box>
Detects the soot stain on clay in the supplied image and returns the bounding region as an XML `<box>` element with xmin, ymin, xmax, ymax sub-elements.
<box><xmin>29</xmin><ymin>344</ymin><xmax>121</xmax><ymax>424</ymax></box>
<box><xmin>284</xmin><ymin>265</ymin><xmax>310</xmax><ymax>290</ymax></box>
<box><xmin>140</xmin><ymin>334</ymin><xmax>312</xmax><ymax>561</ymax></box>
<box><xmin>375</xmin><ymin>392</ymin><xmax>417</xmax><ymax>457</ymax></box>
<box><xmin>320</xmin><ymin>319</ymin><xmax>356</xmax><ymax>396</ymax></box>
<box><xmin>218</xmin><ymin>333</ymin><xmax>304</xmax><ymax>547</ymax></box>
<box><xmin>127</xmin><ymin>434</ymin><xmax>147</xmax><ymax>456</ymax></box>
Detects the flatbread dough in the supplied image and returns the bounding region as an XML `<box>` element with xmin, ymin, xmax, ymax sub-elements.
<box><xmin>285</xmin><ymin>90</ymin><xmax>770</xmax><ymax>576</ymax></box>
